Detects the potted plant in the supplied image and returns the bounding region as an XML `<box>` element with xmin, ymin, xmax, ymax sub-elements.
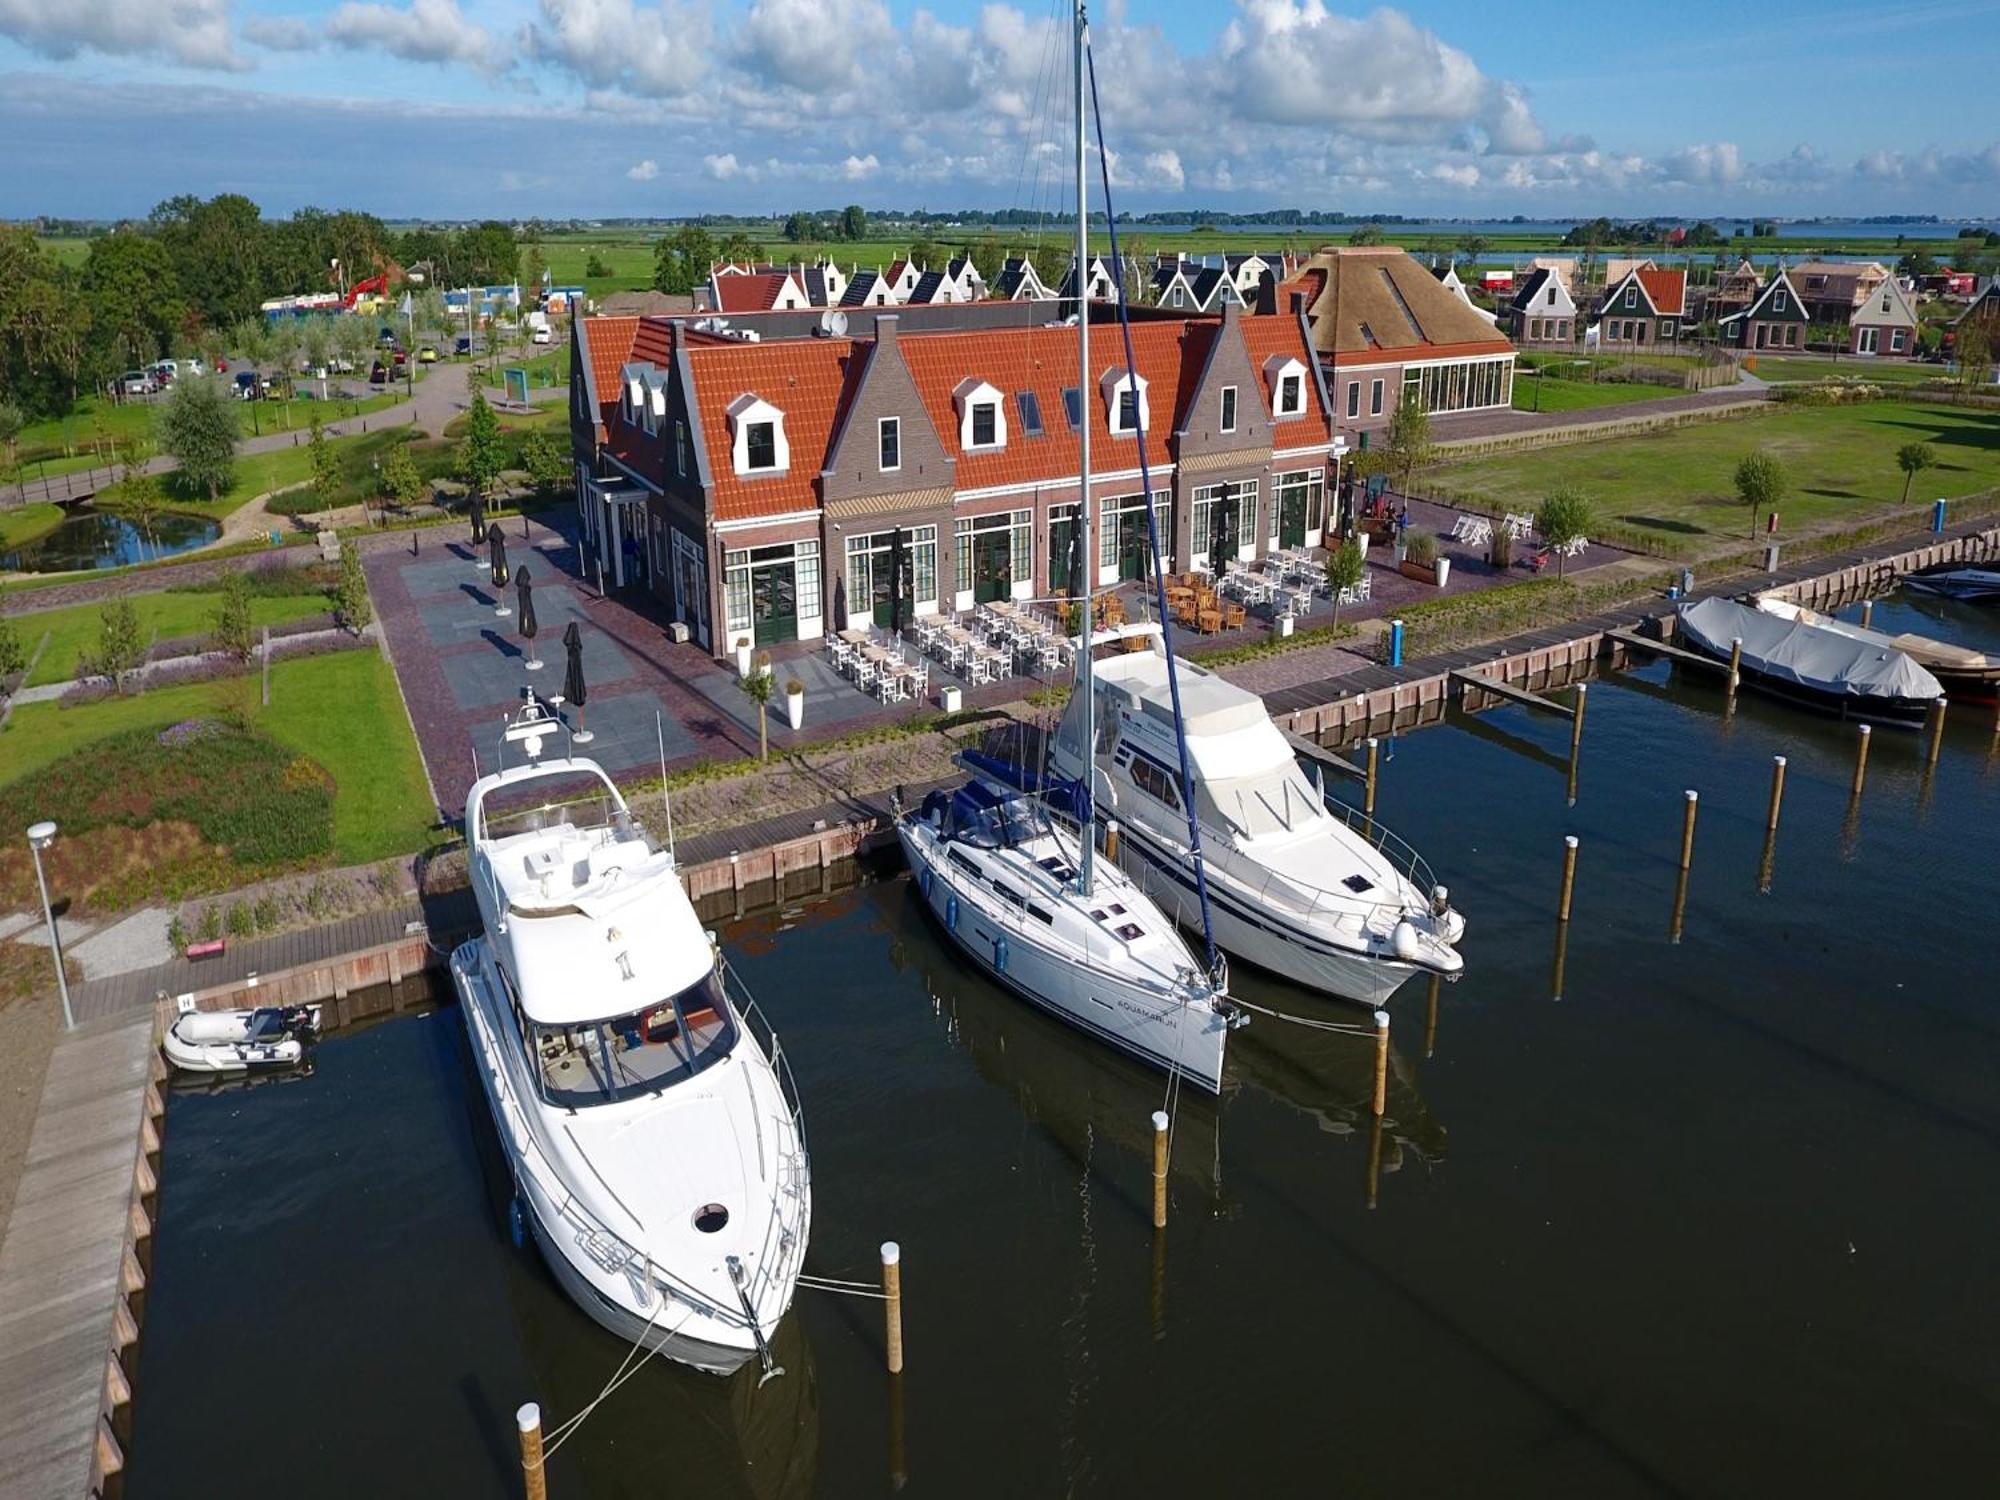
<box><xmin>734</xmin><ymin>634</ymin><xmax>752</xmax><ymax>678</ymax></box>
<box><xmin>785</xmin><ymin>676</ymin><xmax>805</xmax><ymax>731</ymax></box>
<box><xmin>1398</xmin><ymin>529</ymin><xmax>1450</xmax><ymax>587</ymax></box>
<box><xmin>939</xmin><ymin>682</ymin><xmax>963</xmax><ymax>713</ymax></box>
<box><xmin>1488</xmin><ymin>526</ymin><xmax>1513</xmax><ymax>571</ymax></box>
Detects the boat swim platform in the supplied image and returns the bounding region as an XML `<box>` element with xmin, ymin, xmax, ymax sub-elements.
<box><xmin>0</xmin><ymin>1009</ymin><xmax>162</xmax><ymax>1500</ymax></box>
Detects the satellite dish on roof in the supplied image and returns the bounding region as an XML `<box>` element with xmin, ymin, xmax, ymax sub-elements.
<box><xmin>820</xmin><ymin>309</ymin><xmax>849</xmax><ymax>337</ymax></box>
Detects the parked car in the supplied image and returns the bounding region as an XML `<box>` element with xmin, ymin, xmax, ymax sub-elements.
<box><xmin>369</xmin><ymin>362</ymin><xmax>390</xmax><ymax>385</ymax></box>
<box><xmin>392</xmin><ymin>349</ymin><xmax>407</xmax><ymax>367</ymax></box>
<box><xmin>330</xmin><ymin>357</ymin><xmax>356</xmax><ymax>374</ymax></box>
<box><xmin>185</xmin><ymin>357</ymin><xmax>207</xmax><ymax>376</ymax></box>
<box><xmin>377</xmin><ymin>328</ymin><xmax>398</xmax><ymax>348</ymax></box>
<box><xmin>234</xmin><ymin>372</ymin><xmax>261</xmax><ymax>400</ymax></box>
<box><xmin>418</xmin><ymin>345</ymin><xmax>439</xmax><ymax>364</ymax></box>
<box><xmin>121</xmin><ymin>370</ymin><xmax>155</xmax><ymax>396</ymax></box>
<box><xmin>454</xmin><ymin>336</ymin><xmax>473</xmax><ymax>357</ymax></box>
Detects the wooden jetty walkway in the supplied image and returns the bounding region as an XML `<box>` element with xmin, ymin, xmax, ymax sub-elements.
<box><xmin>0</xmin><ymin>1010</ymin><xmax>161</xmax><ymax>1499</ymax></box>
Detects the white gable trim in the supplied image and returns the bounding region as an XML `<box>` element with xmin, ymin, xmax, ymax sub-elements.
<box><xmin>954</xmin><ymin>377</ymin><xmax>1007</xmax><ymax>450</ymax></box>
<box><xmin>1099</xmin><ymin>366</ymin><xmax>1151</xmax><ymax>436</ymax></box>
<box><xmin>727</xmin><ymin>393</ymin><xmax>789</xmax><ymax>477</ymax></box>
<box><xmin>1263</xmin><ymin>354</ymin><xmax>1310</xmax><ymax>417</ymax></box>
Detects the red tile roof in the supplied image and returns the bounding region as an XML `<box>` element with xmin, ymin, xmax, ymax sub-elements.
<box><xmin>685</xmin><ymin>337</ymin><xmax>859</xmax><ymax>522</ymax></box>
<box><xmin>713</xmin><ymin>272</ymin><xmax>793</xmax><ymax>314</ymax></box>
<box><xmin>1239</xmin><ymin>315</ymin><xmax>1336</xmax><ymax>449</ymax></box>
<box><xmin>580</xmin><ymin>315</ymin><xmax>642</xmax><ymax>436</ymax></box>
<box><xmin>1636</xmin><ymin>268</ymin><xmax>1687</xmax><ymax>317</ymax></box>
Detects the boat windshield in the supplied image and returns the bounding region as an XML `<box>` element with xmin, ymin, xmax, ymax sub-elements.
<box><xmin>950</xmin><ymin>790</ymin><xmax>1043</xmax><ymax>850</ymax></box>
<box><xmin>533</xmin><ymin>971</ymin><xmax>738</xmax><ymax>1108</ymax></box>
<box><xmin>1199</xmin><ymin>767</ymin><xmax>1322</xmax><ymax>839</ymax></box>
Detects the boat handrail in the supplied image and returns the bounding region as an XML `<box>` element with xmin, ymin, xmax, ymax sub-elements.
<box><xmin>716</xmin><ymin>958</ymin><xmax>812</xmax><ymax>1305</ymax></box>
<box><xmin>1317</xmin><ymin>796</ymin><xmax>1442</xmax><ymax>904</ymax></box>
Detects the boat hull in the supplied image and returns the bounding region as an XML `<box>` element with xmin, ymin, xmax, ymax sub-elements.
<box><xmin>897</xmin><ymin>824</ymin><xmax>1228</xmax><ymax>1093</ymax></box>
<box><xmin>1113</xmin><ymin>823</ymin><xmax>1430</xmax><ymax>1008</ymax></box>
<box><xmin>1682</xmin><ymin>646</ymin><xmax>1932</xmax><ymax>727</ymax></box>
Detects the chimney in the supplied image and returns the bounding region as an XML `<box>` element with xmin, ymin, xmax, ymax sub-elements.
<box><xmin>877</xmin><ymin>313</ymin><xmax>900</xmax><ymax>347</ymax></box>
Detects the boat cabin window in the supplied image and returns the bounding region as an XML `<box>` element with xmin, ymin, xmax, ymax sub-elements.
<box><xmin>533</xmin><ymin>971</ymin><xmax>738</xmax><ymax>1108</ymax></box>
<box><xmin>949</xmin><ymin>793</ymin><xmax>1041</xmax><ymax>851</ymax></box>
<box><xmin>1129</xmin><ymin>754</ymin><xmax>1182</xmax><ymax>811</ymax></box>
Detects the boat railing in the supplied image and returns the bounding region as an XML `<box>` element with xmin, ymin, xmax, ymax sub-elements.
<box><xmin>1319</xmin><ymin>795</ymin><xmax>1441</xmax><ymax>901</ymax></box>
<box><xmin>1201</xmin><ymin>796</ymin><xmax>1440</xmax><ymax>937</ymax></box>
<box><xmin>719</xmin><ymin>958</ymin><xmax>813</xmax><ymax>1306</ymax></box>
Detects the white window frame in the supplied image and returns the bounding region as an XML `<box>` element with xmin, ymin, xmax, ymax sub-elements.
<box><xmin>1370</xmin><ymin>378</ymin><xmax>1384</xmax><ymax>417</ymax></box>
<box><xmin>1774</xmin><ymin>289</ymin><xmax>1788</xmax><ymax>314</ymax></box>
<box><xmin>727</xmin><ymin>393</ymin><xmax>789</xmax><ymax>477</ymax></box>
<box><xmin>954</xmin><ymin>378</ymin><xmax>1008</xmax><ymax>451</ymax></box>
<box><xmin>879</xmin><ymin>416</ymin><xmax>901</xmax><ymax>473</ymax></box>
<box><xmin>1220</xmin><ymin>384</ymin><xmax>1237</xmax><ymax>434</ymax></box>
<box><xmin>1264</xmin><ymin>355</ymin><xmax>1309</xmax><ymax>418</ymax></box>
<box><xmin>1100</xmin><ymin>367</ymin><xmax>1151</xmax><ymax>437</ymax></box>
<box><xmin>1623</xmin><ymin>285</ymin><xmax>1637</xmax><ymax>309</ymax></box>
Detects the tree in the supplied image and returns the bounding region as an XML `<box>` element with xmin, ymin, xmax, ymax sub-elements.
<box><xmin>1382</xmin><ymin>391</ymin><xmax>1434</xmax><ymax>496</ymax></box>
<box><xmin>840</xmin><ymin>204</ymin><xmax>867</xmax><ymax>242</ymax></box>
<box><xmin>782</xmin><ymin>212</ymin><xmax>815</xmax><ymax>243</ymax></box>
<box><xmin>0</xmin><ymin>612</ymin><xmax>24</xmax><ymax>690</ymax></box>
<box><xmin>307</xmin><ymin>413</ymin><xmax>339</xmax><ymax>511</ymax></box>
<box><xmin>715</xmin><ymin>232</ymin><xmax>765</xmax><ymax>265</ymax></box>
<box><xmin>0</xmin><ymin>403</ymin><xmax>21</xmax><ymax>476</ymax></box>
<box><xmin>1896</xmin><ymin>441</ymin><xmax>1937</xmax><ymax>504</ymax></box>
<box><xmin>383</xmin><ymin>441</ymin><xmax>424</xmax><ymax>511</ymax></box>
<box><xmin>121</xmin><ymin>470</ymin><xmax>165</xmax><ymax>560</ymax></box>
<box><xmin>335</xmin><ymin>545</ymin><xmax>373</xmax><ymax>634</ymax></box>
<box><xmin>213</xmin><ymin>571</ymin><xmax>255</xmax><ymax>662</ymax></box>
<box><xmin>93</xmin><ymin>599</ymin><xmax>144</xmax><ymax>693</ymax></box>
<box><xmin>455</xmin><ymin>221</ymin><xmax>519</xmax><ymax>285</ymax></box>
<box><xmin>81</xmin><ymin>230</ymin><xmax>185</xmax><ymax>378</ymax></box>
<box><xmin>1957</xmin><ymin>321</ymin><xmax>1993</xmax><ymax>390</ymax></box>
<box><xmin>521</xmin><ymin>428</ymin><xmax>569</xmax><ymax>502</ymax></box>
<box><xmin>1733</xmin><ymin>451</ymin><xmax>1787</xmax><ymax>539</ymax></box>
<box><xmin>741</xmin><ymin>649</ymin><xmax>775</xmax><ymax>761</ymax></box>
<box><xmin>1535</xmin><ymin>486</ymin><xmax>1594</xmax><ymax>577</ymax></box>
<box><xmin>156</xmin><ymin>373</ymin><xmax>238</xmax><ymax>502</ymax></box>
<box><xmin>1325</xmin><ymin>539</ymin><xmax>1365</xmax><ymax>623</ymax></box>
<box><xmin>333</xmin><ymin>314</ymin><xmax>374</xmax><ymax>376</ymax></box>
<box><xmin>654</xmin><ymin>225</ymin><xmax>717</xmax><ymax>294</ymax></box>
<box><xmin>522</xmin><ymin>244</ymin><xmax>547</xmax><ymax>296</ymax></box>
<box><xmin>455</xmin><ymin>390</ymin><xmax>504</xmax><ymax>498</ymax></box>
<box><xmin>1349</xmin><ymin>223</ymin><xmax>1385</xmax><ymax>246</ymax></box>
<box><xmin>584</xmin><ymin>252</ymin><xmax>612</xmax><ymax>279</ymax></box>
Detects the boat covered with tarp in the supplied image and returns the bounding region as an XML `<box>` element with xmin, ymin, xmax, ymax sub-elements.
<box><xmin>1755</xmin><ymin>595</ymin><xmax>2000</xmax><ymax>703</ymax></box>
<box><xmin>1679</xmin><ymin>596</ymin><xmax>1943</xmax><ymax>726</ymax></box>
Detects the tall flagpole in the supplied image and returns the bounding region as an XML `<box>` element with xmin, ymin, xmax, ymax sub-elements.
<box><xmin>1074</xmin><ymin>0</ymin><xmax>1095</xmax><ymax>899</ymax></box>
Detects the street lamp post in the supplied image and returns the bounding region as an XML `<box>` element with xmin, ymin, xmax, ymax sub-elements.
<box><xmin>26</xmin><ymin>822</ymin><xmax>74</xmax><ymax>1031</ymax></box>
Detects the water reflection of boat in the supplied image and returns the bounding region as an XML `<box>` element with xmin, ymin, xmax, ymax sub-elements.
<box><xmin>1902</xmin><ymin>564</ymin><xmax>2000</xmax><ymax>604</ymax></box>
<box><xmin>1224</xmin><ymin>987</ymin><xmax>1448</xmax><ymax>1169</ymax></box>
<box><xmin>886</xmin><ymin>880</ymin><xmax>1223</xmax><ymax>1201</ymax></box>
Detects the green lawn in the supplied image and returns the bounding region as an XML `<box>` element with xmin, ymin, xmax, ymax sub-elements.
<box><xmin>12</xmin><ymin>588</ymin><xmax>333</xmax><ymax>687</ymax></box>
<box><xmin>96</xmin><ymin>423</ymin><xmax>418</xmax><ymax>521</ymax></box>
<box><xmin>1435</xmin><ymin>399</ymin><xmax>2000</xmax><ymax>557</ymax></box>
<box><xmin>0</xmin><ymin>649</ymin><xmax>435</xmax><ymax>864</ymax></box>
<box><xmin>1511</xmin><ymin>376</ymin><xmax>1675</xmax><ymax>413</ymax></box>
<box><xmin>0</xmin><ymin>504</ymin><xmax>64</xmax><ymax>551</ymax></box>
<box><xmin>1749</xmin><ymin>356</ymin><xmax>1943</xmax><ymax>385</ymax></box>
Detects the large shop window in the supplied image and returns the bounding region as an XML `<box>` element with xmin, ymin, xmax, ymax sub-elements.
<box><xmin>954</xmin><ymin>510</ymin><xmax>1033</xmax><ymax>606</ymax></box>
<box><xmin>1100</xmin><ymin>491</ymin><xmax>1171</xmax><ymax>582</ymax></box>
<box><xmin>723</xmin><ymin>539</ymin><xmax>821</xmax><ymax>646</ymax></box>
<box><xmin>846</xmin><ymin>525</ymin><xmax>937</xmax><ymax>627</ymax></box>
<box><xmin>1402</xmin><ymin>358</ymin><xmax>1512</xmax><ymax>415</ymax></box>
<box><xmin>1190</xmin><ymin>481</ymin><xmax>1259</xmax><ymax>565</ymax></box>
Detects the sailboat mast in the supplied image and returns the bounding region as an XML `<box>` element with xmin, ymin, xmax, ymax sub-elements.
<box><xmin>1074</xmin><ymin>0</ymin><xmax>1095</xmax><ymax>899</ymax></box>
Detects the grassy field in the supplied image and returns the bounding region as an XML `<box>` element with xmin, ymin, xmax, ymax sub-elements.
<box><xmin>0</xmin><ymin>649</ymin><xmax>435</xmax><ymax>864</ymax></box>
<box><xmin>11</xmin><ymin>588</ymin><xmax>333</xmax><ymax>687</ymax></box>
<box><xmin>1435</xmin><ymin>399</ymin><xmax>2000</xmax><ymax>556</ymax></box>
<box><xmin>1511</xmin><ymin>375</ymin><xmax>1673</xmax><ymax>413</ymax></box>
<box><xmin>1747</xmin><ymin>356</ymin><xmax>1944</xmax><ymax>385</ymax></box>
<box><xmin>93</xmin><ymin>422</ymin><xmax>422</xmax><ymax>521</ymax></box>
<box><xmin>0</xmin><ymin>505</ymin><xmax>64</xmax><ymax>551</ymax></box>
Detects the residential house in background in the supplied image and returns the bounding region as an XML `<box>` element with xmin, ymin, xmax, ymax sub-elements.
<box><xmin>704</xmin><ymin>268</ymin><xmax>811</xmax><ymax>315</ymax></box>
<box><xmin>993</xmin><ymin>257</ymin><xmax>1054</xmax><ymax>301</ymax></box>
<box><xmin>1525</xmin><ymin>256</ymin><xmax>1578</xmax><ymax>294</ymax></box>
<box><xmin>1430</xmin><ymin>263</ymin><xmax>1499</xmax><ymax>326</ymax></box>
<box><xmin>881</xmin><ymin>258</ymin><xmax>921</xmax><ymax>302</ymax></box>
<box><xmin>1507</xmin><ymin>266</ymin><xmax>1578</xmax><ymax>348</ymax></box>
<box><xmin>1848</xmin><ymin>276</ymin><xmax>1920</xmax><ymax>357</ymax></box>
<box><xmin>1954</xmin><ymin>280</ymin><xmax>2000</xmax><ymax>346</ymax></box>
<box><xmin>1791</xmin><ymin>260</ymin><xmax>1891</xmax><ymax>326</ymax></box>
<box><xmin>1705</xmin><ymin>258</ymin><xmax>1763</xmax><ymax>324</ymax></box>
<box><xmin>839</xmin><ymin>270</ymin><xmax>895</xmax><ymax>308</ymax></box>
<box><xmin>568</xmin><ymin>306</ymin><xmax>1339</xmax><ymax>654</ymax></box>
<box><xmin>1595</xmin><ymin>265</ymin><xmax>1686</xmax><ymax>349</ymax></box>
<box><xmin>942</xmin><ymin>256</ymin><xmax>987</xmax><ymax>302</ymax></box>
<box><xmin>1156</xmin><ymin>262</ymin><xmax>1245</xmax><ymax>313</ymax></box>
<box><xmin>1719</xmin><ymin>267</ymin><xmax>1810</xmax><ymax>351</ymax></box>
<box><xmin>1056</xmin><ymin>254</ymin><xmax>1123</xmax><ymax>310</ymax></box>
<box><xmin>1285</xmin><ymin>245</ymin><xmax>1518</xmax><ymax>439</ymax></box>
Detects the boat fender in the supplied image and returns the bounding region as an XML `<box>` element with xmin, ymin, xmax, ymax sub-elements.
<box><xmin>995</xmin><ymin>936</ymin><xmax>1010</xmax><ymax>973</ymax></box>
<box><xmin>508</xmin><ymin>1195</ymin><xmax>527</xmax><ymax>1249</ymax></box>
<box><xmin>945</xmin><ymin>893</ymin><xmax>959</xmax><ymax>932</ymax></box>
<box><xmin>1392</xmin><ymin>920</ymin><xmax>1423</xmax><ymax>963</ymax></box>
<box><xmin>920</xmin><ymin>868</ymin><xmax>933</xmax><ymax>901</ymax></box>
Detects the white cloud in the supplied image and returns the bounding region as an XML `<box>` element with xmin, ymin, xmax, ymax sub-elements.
<box><xmin>1142</xmin><ymin>150</ymin><xmax>1186</xmax><ymax>190</ymax></box>
<box><xmin>703</xmin><ymin>151</ymin><xmax>744</xmax><ymax>180</ymax></box>
<box><xmin>243</xmin><ymin>16</ymin><xmax>320</xmax><ymax>52</ymax></box>
<box><xmin>1422</xmin><ymin>161</ymin><xmax>1481</xmax><ymax>189</ymax></box>
<box><xmin>525</xmin><ymin>0</ymin><xmax>705</xmax><ymax>99</ymax></box>
<box><xmin>737</xmin><ymin>0</ymin><xmax>893</xmax><ymax>93</ymax></box>
<box><xmin>1659</xmin><ymin>141</ymin><xmax>1743</xmax><ymax>188</ymax></box>
<box><xmin>626</xmin><ymin>157</ymin><xmax>658</xmax><ymax>180</ymax></box>
<box><xmin>325</xmin><ymin>0</ymin><xmax>510</xmax><ymax>71</ymax></box>
<box><xmin>840</xmin><ymin>152</ymin><xmax>879</xmax><ymax>181</ymax></box>
<box><xmin>0</xmin><ymin>0</ymin><xmax>243</xmax><ymax>69</ymax></box>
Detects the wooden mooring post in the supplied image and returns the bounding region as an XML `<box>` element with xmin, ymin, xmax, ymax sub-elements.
<box><xmin>1850</xmin><ymin>724</ymin><xmax>1872</xmax><ymax>801</ymax></box>
<box><xmin>1726</xmin><ymin>638</ymin><xmax>1742</xmax><ymax>715</ymax></box>
<box><xmin>1860</xmin><ymin>599</ymin><xmax>1874</xmax><ymax>629</ymax></box>
<box><xmin>1370</xmin><ymin>1010</ymin><xmax>1389</xmax><ymax>1118</ymax></box>
<box><xmin>881</xmin><ymin>1242</ymin><xmax>904</xmax><ymax>1375</ymax></box>
<box><xmin>1150</xmin><ymin>1111</ymin><xmax>1169</xmax><ymax>1231</ymax></box>
<box><xmin>1423</xmin><ymin>973</ymin><xmax>1440</xmax><ymax>1060</ymax></box>
<box><xmin>1925</xmin><ymin>696</ymin><xmax>1948</xmax><ymax>773</ymax></box>
<box><xmin>1678</xmin><ymin>790</ymin><xmax>1699</xmax><ymax>872</ymax></box>
<box><xmin>1566</xmin><ymin>682</ymin><xmax>1588</xmax><ymax>805</ymax></box>
<box><xmin>1364</xmin><ymin>737</ymin><xmax>1380</xmax><ymax>820</ymax></box>
<box><xmin>517</xmin><ymin>1403</ymin><xmax>548</xmax><ymax>1500</ymax></box>
<box><xmin>1558</xmin><ymin>835</ymin><xmax>1579</xmax><ymax>922</ymax></box>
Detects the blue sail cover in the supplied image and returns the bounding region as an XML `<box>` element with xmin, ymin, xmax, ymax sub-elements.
<box><xmin>959</xmin><ymin>748</ymin><xmax>1090</xmax><ymax>825</ymax></box>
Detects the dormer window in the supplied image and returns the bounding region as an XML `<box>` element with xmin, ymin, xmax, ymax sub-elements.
<box><xmin>1100</xmin><ymin>367</ymin><xmax>1150</xmax><ymax>436</ymax></box>
<box><xmin>1220</xmin><ymin>385</ymin><xmax>1238</xmax><ymax>434</ymax></box>
<box><xmin>727</xmin><ymin>393</ymin><xmax>789</xmax><ymax>477</ymax></box>
<box><xmin>1264</xmin><ymin>355</ymin><xmax>1308</xmax><ymax>418</ymax></box>
<box><xmin>954</xmin><ymin>378</ymin><xmax>1007</xmax><ymax>451</ymax></box>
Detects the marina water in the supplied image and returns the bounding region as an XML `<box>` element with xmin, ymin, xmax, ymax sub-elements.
<box><xmin>124</xmin><ymin>589</ymin><xmax>2000</xmax><ymax>1497</ymax></box>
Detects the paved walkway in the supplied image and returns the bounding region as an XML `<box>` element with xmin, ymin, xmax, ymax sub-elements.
<box><xmin>0</xmin><ymin>1007</ymin><xmax>155</xmax><ymax>1498</ymax></box>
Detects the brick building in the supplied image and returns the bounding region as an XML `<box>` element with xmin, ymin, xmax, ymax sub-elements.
<box><xmin>569</xmin><ymin>305</ymin><xmax>1341</xmax><ymax>654</ymax></box>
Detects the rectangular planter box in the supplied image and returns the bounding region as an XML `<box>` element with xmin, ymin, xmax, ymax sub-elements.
<box><xmin>1398</xmin><ymin>557</ymin><xmax>1452</xmax><ymax>588</ymax></box>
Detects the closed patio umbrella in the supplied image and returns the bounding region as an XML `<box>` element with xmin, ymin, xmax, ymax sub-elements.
<box><xmin>889</xmin><ymin>525</ymin><xmax>907</xmax><ymax>634</ymax></box>
<box><xmin>1209</xmin><ymin>484</ymin><xmax>1234</xmax><ymax>568</ymax></box>
<box><xmin>488</xmin><ymin>523</ymin><xmax>511</xmax><ymax>615</ymax></box>
<box><xmin>562</xmin><ymin>621</ymin><xmax>591</xmax><ymax>741</ymax></box>
<box><xmin>468</xmin><ymin>488</ymin><xmax>486</xmax><ymax>552</ymax></box>
<box><xmin>517</xmin><ymin>566</ymin><xmax>540</xmax><ymax>670</ymax></box>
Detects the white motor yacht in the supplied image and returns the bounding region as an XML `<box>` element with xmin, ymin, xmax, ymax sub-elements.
<box><xmin>453</xmin><ymin>706</ymin><xmax>809</xmax><ymax>1378</ymax></box>
<box><xmin>898</xmin><ymin>776</ymin><xmax>1237</xmax><ymax>1092</ymax></box>
<box><xmin>1048</xmin><ymin>650</ymin><xmax>1465</xmax><ymax>1007</ymax></box>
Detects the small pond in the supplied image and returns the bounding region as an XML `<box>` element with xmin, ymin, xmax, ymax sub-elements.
<box><xmin>0</xmin><ymin>505</ymin><xmax>220</xmax><ymax>573</ymax></box>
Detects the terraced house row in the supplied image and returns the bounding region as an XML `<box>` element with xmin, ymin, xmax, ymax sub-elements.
<box><xmin>568</xmin><ymin>303</ymin><xmax>1344</xmax><ymax>653</ymax></box>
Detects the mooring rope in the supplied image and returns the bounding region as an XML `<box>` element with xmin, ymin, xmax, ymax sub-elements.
<box><xmin>1224</xmin><ymin>995</ymin><xmax>1385</xmax><ymax>1037</ymax></box>
<box><xmin>797</xmin><ymin>1273</ymin><xmax>890</xmax><ymax>1301</ymax></box>
<box><xmin>535</xmin><ymin>1290</ymin><xmax>694</xmax><ymax>1464</ymax></box>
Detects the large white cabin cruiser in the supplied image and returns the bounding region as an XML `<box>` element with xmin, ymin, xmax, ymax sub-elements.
<box><xmin>1049</xmin><ymin>651</ymin><xmax>1465</xmax><ymax>1006</ymax></box>
<box><xmin>898</xmin><ymin>776</ymin><xmax>1238</xmax><ymax>1093</ymax></box>
<box><xmin>453</xmin><ymin>711</ymin><xmax>809</xmax><ymax>1377</ymax></box>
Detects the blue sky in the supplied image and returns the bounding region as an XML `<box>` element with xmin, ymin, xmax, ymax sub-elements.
<box><xmin>2</xmin><ymin>0</ymin><xmax>1996</xmax><ymax>220</ymax></box>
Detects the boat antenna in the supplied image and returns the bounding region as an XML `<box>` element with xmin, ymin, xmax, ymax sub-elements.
<box><xmin>1084</xmin><ymin>30</ymin><xmax>1221</xmax><ymax>980</ymax></box>
<box><xmin>1073</xmin><ymin>0</ymin><xmax>1096</xmax><ymax>899</ymax></box>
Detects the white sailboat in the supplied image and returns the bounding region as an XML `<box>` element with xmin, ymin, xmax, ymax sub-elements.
<box><xmin>1047</xmin><ymin>650</ymin><xmax>1466</xmax><ymax>1007</ymax></box>
<box><xmin>897</xmin><ymin>0</ymin><xmax>1240</xmax><ymax>1093</ymax></box>
<box><xmin>453</xmin><ymin>698</ymin><xmax>810</xmax><ymax>1378</ymax></box>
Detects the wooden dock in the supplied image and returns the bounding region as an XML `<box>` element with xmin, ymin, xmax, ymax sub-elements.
<box><xmin>0</xmin><ymin>1010</ymin><xmax>161</xmax><ymax>1500</ymax></box>
<box><xmin>1605</xmin><ymin>627</ymin><xmax>1729</xmax><ymax>674</ymax></box>
<box><xmin>1449</xmin><ymin>668</ymin><xmax>1577</xmax><ymax>717</ymax></box>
